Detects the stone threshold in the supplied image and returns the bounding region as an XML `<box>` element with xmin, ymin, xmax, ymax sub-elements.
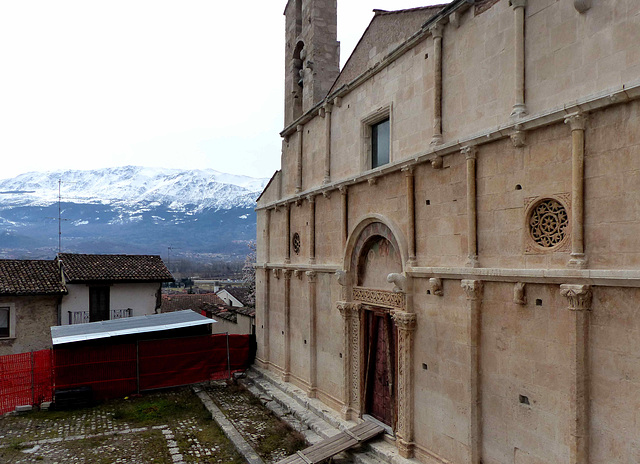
<box><xmin>243</xmin><ymin>366</ymin><xmax>421</xmax><ymax>464</ymax></box>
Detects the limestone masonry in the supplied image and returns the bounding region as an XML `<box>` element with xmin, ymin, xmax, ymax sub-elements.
<box><xmin>256</xmin><ymin>1</ymin><xmax>640</xmax><ymax>463</ymax></box>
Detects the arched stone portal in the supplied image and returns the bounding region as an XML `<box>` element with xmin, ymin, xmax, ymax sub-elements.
<box><xmin>336</xmin><ymin>219</ymin><xmax>417</xmax><ymax>458</ymax></box>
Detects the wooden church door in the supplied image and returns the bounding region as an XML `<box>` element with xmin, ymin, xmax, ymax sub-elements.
<box><xmin>364</xmin><ymin>308</ymin><xmax>396</xmax><ymax>427</ymax></box>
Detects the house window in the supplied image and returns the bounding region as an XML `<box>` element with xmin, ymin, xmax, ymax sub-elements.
<box><xmin>89</xmin><ymin>286</ymin><xmax>110</xmax><ymax>322</ymax></box>
<box><xmin>371</xmin><ymin>118</ymin><xmax>390</xmax><ymax>168</ymax></box>
<box><xmin>0</xmin><ymin>306</ymin><xmax>10</xmax><ymax>338</ymax></box>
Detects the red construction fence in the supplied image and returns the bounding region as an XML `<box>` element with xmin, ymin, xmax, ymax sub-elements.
<box><xmin>0</xmin><ymin>334</ymin><xmax>254</xmax><ymax>415</ymax></box>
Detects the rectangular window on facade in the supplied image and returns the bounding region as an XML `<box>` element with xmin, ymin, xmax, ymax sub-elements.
<box><xmin>89</xmin><ymin>286</ymin><xmax>110</xmax><ymax>322</ymax></box>
<box><xmin>0</xmin><ymin>307</ymin><xmax>10</xmax><ymax>338</ymax></box>
<box><xmin>371</xmin><ymin>118</ymin><xmax>390</xmax><ymax>168</ymax></box>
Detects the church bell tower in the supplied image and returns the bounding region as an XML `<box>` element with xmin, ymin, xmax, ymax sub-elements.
<box><xmin>284</xmin><ymin>0</ymin><xmax>340</xmax><ymax>126</ymax></box>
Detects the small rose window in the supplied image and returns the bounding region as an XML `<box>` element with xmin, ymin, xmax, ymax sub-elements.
<box><xmin>292</xmin><ymin>232</ymin><xmax>301</xmax><ymax>255</ymax></box>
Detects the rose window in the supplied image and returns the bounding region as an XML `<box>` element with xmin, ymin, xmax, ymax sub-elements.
<box><xmin>528</xmin><ymin>199</ymin><xmax>568</xmax><ymax>248</ymax></box>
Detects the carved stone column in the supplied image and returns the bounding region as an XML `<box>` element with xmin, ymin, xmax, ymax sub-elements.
<box><xmin>337</xmin><ymin>301</ymin><xmax>362</xmax><ymax>420</ymax></box>
<box><xmin>283</xmin><ymin>269</ymin><xmax>292</xmax><ymax>382</ymax></box>
<box><xmin>560</xmin><ymin>284</ymin><xmax>592</xmax><ymax>464</ymax></box>
<box><xmin>463</xmin><ymin>146</ymin><xmax>479</xmax><ymax>267</ymax></box>
<box><xmin>306</xmin><ymin>271</ymin><xmax>318</xmax><ymax>397</ymax></box>
<box><xmin>510</xmin><ymin>0</ymin><xmax>527</xmax><ymax>118</ymax></box>
<box><xmin>565</xmin><ymin>113</ymin><xmax>588</xmax><ymax>269</ymax></box>
<box><xmin>296</xmin><ymin>125</ymin><xmax>303</xmax><ymax>193</ymax></box>
<box><xmin>340</xmin><ymin>186</ymin><xmax>348</xmax><ymax>245</ymax></box>
<box><xmin>259</xmin><ymin>266</ymin><xmax>271</xmax><ymax>366</ymax></box>
<box><xmin>430</xmin><ymin>23</ymin><xmax>444</xmax><ymax>146</ymax></box>
<box><xmin>264</xmin><ymin>208</ymin><xmax>271</xmax><ymax>264</ymax></box>
<box><xmin>285</xmin><ymin>203</ymin><xmax>291</xmax><ymax>264</ymax></box>
<box><xmin>323</xmin><ymin>102</ymin><xmax>333</xmax><ymax>184</ymax></box>
<box><xmin>402</xmin><ymin>166</ymin><xmax>417</xmax><ymax>266</ymax></box>
<box><xmin>308</xmin><ymin>195</ymin><xmax>316</xmax><ymax>264</ymax></box>
<box><xmin>391</xmin><ymin>310</ymin><xmax>417</xmax><ymax>458</ymax></box>
<box><xmin>461</xmin><ymin>279</ymin><xmax>483</xmax><ymax>464</ymax></box>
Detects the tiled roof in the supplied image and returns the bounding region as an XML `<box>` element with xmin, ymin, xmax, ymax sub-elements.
<box><xmin>58</xmin><ymin>253</ymin><xmax>174</xmax><ymax>283</ymax></box>
<box><xmin>222</xmin><ymin>286</ymin><xmax>253</xmax><ymax>307</ymax></box>
<box><xmin>160</xmin><ymin>293</ymin><xmax>224</xmax><ymax>313</ymax></box>
<box><xmin>0</xmin><ymin>259</ymin><xmax>67</xmax><ymax>295</ymax></box>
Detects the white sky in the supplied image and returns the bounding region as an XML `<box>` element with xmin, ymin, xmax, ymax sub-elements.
<box><xmin>0</xmin><ymin>1</ymin><xmax>444</xmax><ymax>181</ymax></box>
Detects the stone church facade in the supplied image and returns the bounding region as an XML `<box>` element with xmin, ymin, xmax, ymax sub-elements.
<box><xmin>256</xmin><ymin>1</ymin><xmax>640</xmax><ymax>463</ymax></box>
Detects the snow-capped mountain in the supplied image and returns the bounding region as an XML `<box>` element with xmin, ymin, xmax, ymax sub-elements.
<box><xmin>0</xmin><ymin>167</ymin><xmax>270</xmax><ymax>260</ymax></box>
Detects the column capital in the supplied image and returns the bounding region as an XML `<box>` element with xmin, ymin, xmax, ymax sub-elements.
<box><xmin>461</xmin><ymin>279</ymin><xmax>483</xmax><ymax>300</ymax></box>
<box><xmin>337</xmin><ymin>301</ymin><xmax>361</xmax><ymax>318</ymax></box>
<box><xmin>429</xmin><ymin>22</ymin><xmax>444</xmax><ymax>39</ymax></box>
<box><xmin>307</xmin><ymin>194</ymin><xmax>316</xmax><ymax>204</ymax></box>
<box><xmin>323</xmin><ymin>101</ymin><xmax>333</xmax><ymax>113</ymax></box>
<box><xmin>560</xmin><ymin>284</ymin><xmax>592</xmax><ymax>311</ymax></box>
<box><xmin>401</xmin><ymin>165</ymin><xmax>414</xmax><ymax>176</ymax></box>
<box><xmin>273</xmin><ymin>268</ymin><xmax>282</xmax><ymax>279</ymax></box>
<box><xmin>392</xmin><ymin>310</ymin><xmax>417</xmax><ymax>331</ymax></box>
<box><xmin>296</xmin><ymin>124</ymin><xmax>304</xmax><ymax>133</ymax></box>
<box><xmin>510</xmin><ymin>0</ymin><xmax>526</xmax><ymax>9</ymax></box>
<box><xmin>339</xmin><ymin>185</ymin><xmax>348</xmax><ymax>195</ymax></box>
<box><xmin>305</xmin><ymin>270</ymin><xmax>317</xmax><ymax>282</ymax></box>
<box><xmin>565</xmin><ymin>112</ymin><xmax>588</xmax><ymax>131</ymax></box>
<box><xmin>461</xmin><ymin>145</ymin><xmax>477</xmax><ymax>160</ymax></box>
<box><xmin>283</xmin><ymin>269</ymin><xmax>292</xmax><ymax>279</ymax></box>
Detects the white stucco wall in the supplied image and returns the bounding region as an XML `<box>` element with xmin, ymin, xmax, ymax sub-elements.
<box><xmin>60</xmin><ymin>282</ymin><xmax>160</xmax><ymax>325</ymax></box>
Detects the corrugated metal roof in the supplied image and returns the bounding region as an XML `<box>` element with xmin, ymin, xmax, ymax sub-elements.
<box><xmin>51</xmin><ymin>310</ymin><xmax>216</xmax><ymax>345</ymax></box>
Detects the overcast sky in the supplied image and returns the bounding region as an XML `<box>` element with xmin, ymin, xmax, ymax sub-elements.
<box><xmin>0</xmin><ymin>1</ymin><xmax>444</xmax><ymax>181</ymax></box>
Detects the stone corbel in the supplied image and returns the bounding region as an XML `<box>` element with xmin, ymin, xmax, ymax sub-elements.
<box><xmin>511</xmin><ymin>124</ymin><xmax>526</xmax><ymax>147</ymax></box>
<box><xmin>335</xmin><ymin>269</ymin><xmax>347</xmax><ymax>286</ymax></box>
<box><xmin>273</xmin><ymin>268</ymin><xmax>282</xmax><ymax>279</ymax></box>
<box><xmin>333</xmin><ymin>96</ymin><xmax>342</xmax><ymax>108</ymax></box>
<box><xmin>282</xmin><ymin>269</ymin><xmax>292</xmax><ymax>279</ymax></box>
<box><xmin>293</xmin><ymin>270</ymin><xmax>303</xmax><ymax>279</ymax></box>
<box><xmin>387</xmin><ymin>273</ymin><xmax>407</xmax><ymax>293</ymax></box>
<box><xmin>560</xmin><ymin>284</ymin><xmax>592</xmax><ymax>311</ymax></box>
<box><xmin>295</xmin><ymin>197</ymin><xmax>303</xmax><ymax>207</ymax></box>
<box><xmin>429</xmin><ymin>277</ymin><xmax>443</xmax><ymax>296</ymax></box>
<box><xmin>574</xmin><ymin>0</ymin><xmax>591</xmax><ymax>13</ymax></box>
<box><xmin>431</xmin><ymin>155</ymin><xmax>443</xmax><ymax>169</ymax></box>
<box><xmin>514</xmin><ymin>282</ymin><xmax>527</xmax><ymax>305</ymax></box>
<box><xmin>322</xmin><ymin>190</ymin><xmax>331</xmax><ymax>199</ymax></box>
<box><xmin>367</xmin><ymin>177</ymin><xmax>377</xmax><ymax>186</ymax></box>
<box><xmin>461</xmin><ymin>279</ymin><xmax>483</xmax><ymax>300</ymax></box>
<box><xmin>305</xmin><ymin>270</ymin><xmax>317</xmax><ymax>283</ymax></box>
<box><xmin>449</xmin><ymin>10</ymin><xmax>461</xmax><ymax>28</ymax></box>
<box><xmin>318</xmin><ymin>107</ymin><xmax>325</xmax><ymax>118</ymax></box>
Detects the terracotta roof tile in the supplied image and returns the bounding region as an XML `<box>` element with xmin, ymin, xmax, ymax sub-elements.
<box><xmin>58</xmin><ymin>253</ymin><xmax>174</xmax><ymax>283</ymax></box>
<box><xmin>0</xmin><ymin>259</ymin><xmax>67</xmax><ymax>295</ymax></box>
<box><xmin>160</xmin><ymin>293</ymin><xmax>224</xmax><ymax>313</ymax></box>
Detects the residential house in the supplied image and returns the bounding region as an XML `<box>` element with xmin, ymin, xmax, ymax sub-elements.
<box><xmin>216</xmin><ymin>286</ymin><xmax>252</xmax><ymax>308</ymax></box>
<box><xmin>256</xmin><ymin>1</ymin><xmax>640</xmax><ymax>463</ymax></box>
<box><xmin>0</xmin><ymin>259</ymin><xmax>67</xmax><ymax>355</ymax></box>
<box><xmin>59</xmin><ymin>253</ymin><xmax>173</xmax><ymax>325</ymax></box>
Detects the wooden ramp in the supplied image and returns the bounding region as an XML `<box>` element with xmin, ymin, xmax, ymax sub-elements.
<box><xmin>276</xmin><ymin>419</ymin><xmax>385</xmax><ymax>464</ymax></box>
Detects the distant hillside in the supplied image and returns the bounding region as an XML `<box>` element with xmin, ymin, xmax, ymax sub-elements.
<box><xmin>0</xmin><ymin>166</ymin><xmax>269</xmax><ymax>260</ymax></box>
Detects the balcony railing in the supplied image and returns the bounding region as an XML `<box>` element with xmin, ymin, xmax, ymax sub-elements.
<box><xmin>67</xmin><ymin>308</ymin><xmax>133</xmax><ymax>325</ymax></box>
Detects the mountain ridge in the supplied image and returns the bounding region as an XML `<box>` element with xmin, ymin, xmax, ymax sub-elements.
<box><xmin>0</xmin><ymin>166</ymin><xmax>269</xmax><ymax>260</ymax></box>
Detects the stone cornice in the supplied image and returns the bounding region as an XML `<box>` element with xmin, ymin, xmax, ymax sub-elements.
<box><xmin>407</xmin><ymin>266</ymin><xmax>640</xmax><ymax>288</ymax></box>
<box><xmin>259</xmin><ymin>80</ymin><xmax>640</xmax><ymax>212</ymax></box>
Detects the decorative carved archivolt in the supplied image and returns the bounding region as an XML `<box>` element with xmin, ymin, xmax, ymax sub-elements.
<box><xmin>560</xmin><ymin>284</ymin><xmax>592</xmax><ymax>311</ymax></box>
<box><xmin>524</xmin><ymin>194</ymin><xmax>571</xmax><ymax>254</ymax></box>
<box><xmin>514</xmin><ymin>282</ymin><xmax>527</xmax><ymax>305</ymax></box>
<box><xmin>429</xmin><ymin>277</ymin><xmax>443</xmax><ymax>296</ymax></box>
<box><xmin>353</xmin><ymin>287</ymin><xmax>405</xmax><ymax>309</ymax></box>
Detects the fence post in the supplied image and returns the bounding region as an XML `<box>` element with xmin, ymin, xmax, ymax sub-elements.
<box><xmin>226</xmin><ymin>333</ymin><xmax>231</xmax><ymax>380</ymax></box>
<box><xmin>136</xmin><ymin>340</ymin><xmax>140</xmax><ymax>394</ymax></box>
<box><xmin>31</xmin><ymin>351</ymin><xmax>35</xmax><ymax>407</ymax></box>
